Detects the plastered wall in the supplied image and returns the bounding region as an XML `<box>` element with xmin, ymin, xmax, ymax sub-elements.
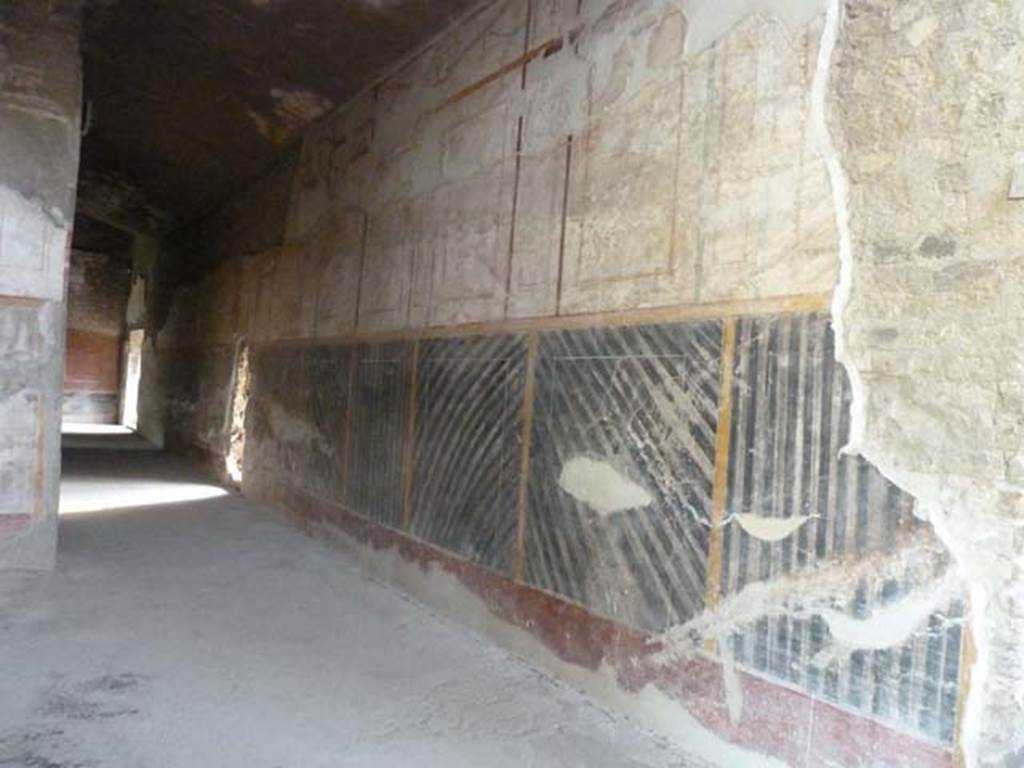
<box><xmin>0</xmin><ymin>1</ymin><xmax>81</xmax><ymax>569</ymax></box>
<box><xmin>150</xmin><ymin>0</ymin><xmax>1023</xmax><ymax>764</ymax></box>
<box><xmin>202</xmin><ymin>0</ymin><xmax>838</xmax><ymax>342</ymax></box>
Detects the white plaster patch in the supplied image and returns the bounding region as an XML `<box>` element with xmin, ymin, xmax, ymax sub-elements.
<box><xmin>0</xmin><ymin>425</ymin><xmax>37</xmax><ymax>517</ymax></box>
<box><xmin>266</xmin><ymin>400</ymin><xmax>320</xmax><ymax>448</ymax></box>
<box><xmin>558</xmin><ymin>457</ymin><xmax>653</xmax><ymax>516</ymax></box>
<box><xmin>817</xmin><ymin>568</ymin><xmax>960</xmax><ymax>651</ymax></box>
<box><xmin>813</xmin><ymin>0</ymin><xmax>864</xmax><ymax>456</ymax></box>
<box><xmin>719</xmin><ymin>633</ymin><xmax>745</xmax><ymax>724</ymax></box>
<box><xmin>248</xmin><ymin>88</ymin><xmax>334</xmax><ymax>143</ymax></box>
<box><xmin>655</xmin><ymin>538</ymin><xmax>958</xmax><ymax>665</ymax></box>
<box><xmin>270</xmin><ymin>87</ymin><xmax>333</xmax><ymax>133</ymax></box>
<box><xmin>1008</xmin><ymin>151</ymin><xmax>1024</xmax><ymax>199</ymax></box>
<box><xmin>730</xmin><ymin>513</ymin><xmax>814</xmax><ymax>541</ymax></box>
<box><xmin>905</xmin><ymin>15</ymin><xmax>938</xmax><ymax>47</ymax></box>
<box><xmin>681</xmin><ymin>0</ymin><xmax>827</xmax><ymax>55</ymax></box>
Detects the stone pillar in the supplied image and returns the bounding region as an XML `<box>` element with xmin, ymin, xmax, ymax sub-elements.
<box><xmin>0</xmin><ymin>0</ymin><xmax>82</xmax><ymax>569</ymax></box>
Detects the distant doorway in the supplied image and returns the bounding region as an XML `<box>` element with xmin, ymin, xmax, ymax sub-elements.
<box><xmin>120</xmin><ymin>329</ymin><xmax>144</xmax><ymax>430</ymax></box>
<box><xmin>226</xmin><ymin>340</ymin><xmax>250</xmax><ymax>484</ymax></box>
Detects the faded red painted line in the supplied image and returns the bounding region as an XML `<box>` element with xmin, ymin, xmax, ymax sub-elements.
<box><xmin>0</xmin><ymin>515</ymin><xmax>32</xmax><ymax>533</ymax></box>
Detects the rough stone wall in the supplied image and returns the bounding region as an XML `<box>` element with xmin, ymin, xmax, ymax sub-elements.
<box><xmin>826</xmin><ymin>1</ymin><xmax>1024</xmax><ymax>765</ymax></box>
<box><xmin>0</xmin><ymin>1</ymin><xmax>81</xmax><ymax>569</ymax></box>
<box><xmin>63</xmin><ymin>250</ymin><xmax>130</xmax><ymax>423</ymax></box>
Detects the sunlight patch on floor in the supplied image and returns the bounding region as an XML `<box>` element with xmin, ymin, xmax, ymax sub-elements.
<box><xmin>60</xmin><ymin>480</ymin><xmax>228</xmax><ymax>515</ymax></box>
<box><xmin>61</xmin><ymin>423</ymin><xmax>134</xmax><ymax>436</ymax></box>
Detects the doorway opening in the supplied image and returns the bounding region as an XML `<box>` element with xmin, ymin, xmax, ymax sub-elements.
<box><xmin>120</xmin><ymin>328</ymin><xmax>144</xmax><ymax>430</ymax></box>
<box><xmin>226</xmin><ymin>340</ymin><xmax>250</xmax><ymax>484</ymax></box>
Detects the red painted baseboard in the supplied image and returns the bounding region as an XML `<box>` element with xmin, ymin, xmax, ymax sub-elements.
<box><xmin>262</xmin><ymin>481</ymin><xmax>955</xmax><ymax>768</ymax></box>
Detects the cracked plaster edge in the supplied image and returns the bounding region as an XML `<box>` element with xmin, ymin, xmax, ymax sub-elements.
<box><xmin>812</xmin><ymin>1</ymin><xmax>985</xmax><ymax>764</ymax></box>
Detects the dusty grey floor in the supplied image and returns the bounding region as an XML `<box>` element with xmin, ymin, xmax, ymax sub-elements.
<box><xmin>0</xmin><ymin>434</ymin><xmax>702</xmax><ymax>768</ymax></box>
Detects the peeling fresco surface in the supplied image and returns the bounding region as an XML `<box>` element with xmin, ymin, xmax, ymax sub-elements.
<box><xmin>229</xmin><ymin>312</ymin><xmax>963</xmax><ymax>758</ymax></box>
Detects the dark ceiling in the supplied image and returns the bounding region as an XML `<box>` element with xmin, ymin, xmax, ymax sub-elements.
<box><xmin>78</xmin><ymin>0</ymin><xmax>481</xmax><ymax>235</ymax></box>
<box><xmin>71</xmin><ymin>211</ymin><xmax>135</xmax><ymax>258</ymax></box>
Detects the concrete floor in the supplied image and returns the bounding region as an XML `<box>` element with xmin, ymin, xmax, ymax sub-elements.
<box><xmin>0</xmin><ymin>434</ymin><xmax>701</xmax><ymax>768</ymax></box>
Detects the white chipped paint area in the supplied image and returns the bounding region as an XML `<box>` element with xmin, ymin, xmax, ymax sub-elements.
<box><xmin>0</xmin><ymin>444</ymin><xmax>712</xmax><ymax>768</ymax></box>
<box><xmin>729</xmin><ymin>513</ymin><xmax>815</xmax><ymax>541</ymax></box>
<box><xmin>681</xmin><ymin>0</ymin><xmax>827</xmax><ymax>55</ymax></box>
<box><xmin>651</xmin><ymin>534</ymin><xmax>962</xmax><ymax>726</ymax></box>
<box><xmin>270</xmin><ymin>87</ymin><xmax>333</xmax><ymax>130</ymax></box>
<box><xmin>656</xmin><ymin>538</ymin><xmax>962</xmax><ymax>681</ymax></box>
<box><xmin>817</xmin><ymin>568</ymin><xmax>960</xmax><ymax>652</ymax></box>
<box><xmin>558</xmin><ymin>457</ymin><xmax>654</xmax><ymax>516</ymax></box>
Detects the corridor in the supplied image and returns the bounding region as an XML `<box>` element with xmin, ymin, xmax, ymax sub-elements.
<box><xmin>2</xmin><ymin>0</ymin><xmax>1008</xmax><ymax>763</ymax></box>
<box><xmin>0</xmin><ymin>434</ymin><xmax>704</xmax><ymax>768</ymax></box>
<box><xmin>0</xmin><ymin>435</ymin><xmax>696</xmax><ymax>768</ymax></box>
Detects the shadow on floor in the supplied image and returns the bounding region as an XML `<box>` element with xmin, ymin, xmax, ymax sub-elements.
<box><xmin>61</xmin><ymin>422</ymin><xmax>160</xmax><ymax>453</ymax></box>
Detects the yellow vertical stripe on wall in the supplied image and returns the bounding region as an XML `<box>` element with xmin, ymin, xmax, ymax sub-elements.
<box><xmin>401</xmin><ymin>340</ymin><xmax>420</xmax><ymax>532</ymax></box>
<box><xmin>704</xmin><ymin>316</ymin><xmax>737</xmax><ymax>613</ymax></box>
<box><xmin>513</xmin><ymin>331</ymin><xmax>539</xmax><ymax>582</ymax></box>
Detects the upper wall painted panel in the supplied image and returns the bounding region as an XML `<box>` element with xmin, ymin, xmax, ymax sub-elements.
<box><xmin>194</xmin><ymin>0</ymin><xmax>838</xmax><ymax>346</ymax></box>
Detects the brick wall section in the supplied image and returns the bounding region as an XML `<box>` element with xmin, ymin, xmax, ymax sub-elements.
<box><xmin>63</xmin><ymin>249</ymin><xmax>131</xmax><ymax>423</ymax></box>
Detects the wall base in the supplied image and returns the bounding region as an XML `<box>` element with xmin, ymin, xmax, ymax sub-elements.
<box><xmin>252</xmin><ymin>480</ymin><xmax>955</xmax><ymax>768</ymax></box>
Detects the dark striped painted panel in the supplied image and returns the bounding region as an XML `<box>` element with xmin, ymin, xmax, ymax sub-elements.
<box><xmin>719</xmin><ymin>314</ymin><xmax>915</xmax><ymax>587</ymax></box>
<box><xmin>163</xmin><ymin>344</ymin><xmax>235</xmax><ymax>456</ymax></box>
<box><xmin>410</xmin><ymin>334</ymin><xmax>526</xmax><ymax>573</ymax></box>
<box><xmin>346</xmin><ymin>342</ymin><xmax>411</xmax><ymax>528</ymax></box>
<box><xmin>248</xmin><ymin>344</ymin><xmax>348</xmax><ymax>502</ymax></box>
<box><xmin>247</xmin><ymin>345</ymin><xmax>305</xmax><ymax>499</ymax></box>
<box><xmin>719</xmin><ymin>313</ymin><xmax>962</xmax><ymax>744</ymax></box>
<box><xmin>304</xmin><ymin>344</ymin><xmax>349</xmax><ymax>500</ymax></box>
<box><xmin>524</xmin><ymin>321</ymin><xmax>723</xmax><ymax>631</ymax></box>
